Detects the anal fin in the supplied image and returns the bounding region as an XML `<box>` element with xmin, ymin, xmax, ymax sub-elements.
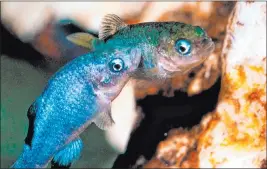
<box><xmin>52</xmin><ymin>138</ymin><xmax>83</xmax><ymax>167</ymax></box>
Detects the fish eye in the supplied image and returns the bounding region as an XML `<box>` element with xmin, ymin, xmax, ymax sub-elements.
<box><xmin>109</xmin><ymin>58</ymin><xmax>124</xmax><ymax>73</ymax></box>
<box><xmin>175</xmin><ymin>39</ymin><xmax>192</xmax><ymax>56</ymax></box>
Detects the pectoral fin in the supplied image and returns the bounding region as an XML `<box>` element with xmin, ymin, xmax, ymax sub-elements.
<box><xmin>93</xmin><ymin>108</ymin><xmax>115</xmax><ymax>130</ymax></box>
<box><xmin>52</xmin><ymin>138</ymin><xmax>83</xmax><ymax>167</ymax></box>
<box><xmin>66</xmin><ymin>32</ymin><xmax>99</xmax><ymax>50</ymax></box>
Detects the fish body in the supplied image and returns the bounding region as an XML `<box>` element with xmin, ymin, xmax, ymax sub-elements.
<box><xmin>67</xmin><ymin>14</ymin><xmax>215</xmax><ymax>80</ymax></box>
<box><xmin>11</xmin><ymin>47</ymin><xmax>141</xmax><ymax>168</ymax></box>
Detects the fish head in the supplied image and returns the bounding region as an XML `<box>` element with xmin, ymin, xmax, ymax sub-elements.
<box><xmin>156</xmin><ymin>23</ymin><xmax>215</xmax><ymax>76</ymax></box>
<box><xmin>91</xmin><ymin>47</ymin><xmax>141</xmax><ymax>100</ymax></box>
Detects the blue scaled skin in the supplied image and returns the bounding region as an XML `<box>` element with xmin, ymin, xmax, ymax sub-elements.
<box><xmin>11</xmin><ymin>46</ymin><xmax>141</xmax><ymax>168</ymax></box>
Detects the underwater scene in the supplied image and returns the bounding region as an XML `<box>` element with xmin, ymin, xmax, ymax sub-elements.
<box><xmin>1</xmin><ymin>2</ymin><xmax>266</xmax><ymax>168</ymax></box>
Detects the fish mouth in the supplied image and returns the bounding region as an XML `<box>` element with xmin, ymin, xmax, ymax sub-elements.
<box><xmin>93</xmin><ymin>82</ymin><xmax>121</xmax><ymax>101</ymax></box>
<box><xmin>178</xmin><ymin>39</ymin><xmax>215</xmax><ymax>72</ymax></box>
<box><xmin>197</xmin><ymin>37</ymin><xmax>215</xmax><ymax>57</ymax></box>
<box><xmin>157</xmin><ymin>38</ymin><xmax>215</xmax><ymax>76</ymax></box>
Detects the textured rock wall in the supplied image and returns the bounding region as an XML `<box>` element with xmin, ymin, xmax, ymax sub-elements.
<box><xmin>144</xmin><ymin>2</ymin><xmax>266</xmax><ymax>168</ymax></box>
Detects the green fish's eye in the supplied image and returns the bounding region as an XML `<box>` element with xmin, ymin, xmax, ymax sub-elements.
<box><xmin>175</xmin><ymin>39</ymin><xmax>192</xmax><ymax>56</ymax></box>
<box><xmin>109</xmin><ymin>58</ymin><xmax>125</xmax><ymax>73</ymax></box>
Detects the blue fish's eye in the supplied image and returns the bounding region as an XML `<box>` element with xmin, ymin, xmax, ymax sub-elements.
<box><xmin>109</xmin><ymin>58</ymin><xmax>124</xmax><ymax>73</ymax></box>
<box><xmin>175</xmin><ymin>39</ymin><xmax>192</xmax><ymax>56</ymax></box>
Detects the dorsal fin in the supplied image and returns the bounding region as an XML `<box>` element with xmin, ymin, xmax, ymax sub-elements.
<box><xmin>99</xmin><ymin>14</ymin><xmax>127</xmax><ymax>41</ymax></box>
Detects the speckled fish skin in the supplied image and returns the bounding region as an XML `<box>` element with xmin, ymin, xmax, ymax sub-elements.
<box><xmin>101</xmin><ymin>22</ymin><xmax>214</xmax><ymax>79</ymax></box>
<box><xmin>11</xmin><ymin>47</ymin><xmax>141</xmax><ymax>168</ymax></box>
<box><xmin>68</xmin><ymin>16</ymin><xmax>215</xmax><ymax>80</ymax></box>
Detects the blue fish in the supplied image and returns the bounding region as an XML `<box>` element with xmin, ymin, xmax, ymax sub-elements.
<box><xmin>11</xmin><ymin>46</ymin><xmax>141</xmax><ymax>168</ymax></box>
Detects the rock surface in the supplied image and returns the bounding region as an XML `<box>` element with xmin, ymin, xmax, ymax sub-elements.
<box><xmin>144</xmin><ymin>2</ymin><xmax>266</xmax><ymax>168</ymax></box>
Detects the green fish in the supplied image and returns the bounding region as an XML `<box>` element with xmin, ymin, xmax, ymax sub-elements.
<box><xmin>67</xmin><ymin>14</ymin><xmax>215</xmax><ymax>80</ymax></box>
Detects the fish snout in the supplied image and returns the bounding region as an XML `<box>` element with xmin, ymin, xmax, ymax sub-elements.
<box><xmin>201</xmin><ymin>37</ymin><xmax>211</xmax><ymax>44</ymax></box>
<box><xmin>198</xmin><ymin>36</ymin><xmax>215</xmax><ymax>53</ymax></box>
<box><xmin>199</xmin><ymin>36</ymin><xmax>213</xmax><ymax>47</ymax></box>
